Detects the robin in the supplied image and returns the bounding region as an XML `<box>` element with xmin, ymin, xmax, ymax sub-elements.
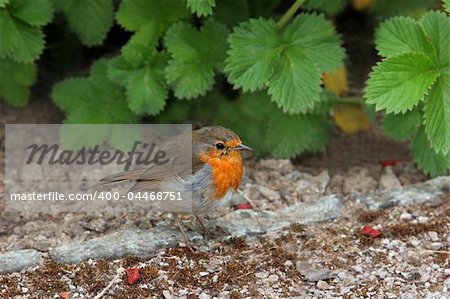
<box><xmin>100</xmin><ymin>126</ymin><xmax>252</xmax><ymax>248</ymax></box>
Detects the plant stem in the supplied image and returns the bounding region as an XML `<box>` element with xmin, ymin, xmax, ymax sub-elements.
<box><xmin>277</xmin><ymin>0</ymin><xmax>305</xmax><ymax>29</ymax></box>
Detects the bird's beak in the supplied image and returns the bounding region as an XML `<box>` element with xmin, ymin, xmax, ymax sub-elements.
<box><xmin>235</xmin><ymin>144</ymin><xmax>253</xmax><ymax>151</ymax></box>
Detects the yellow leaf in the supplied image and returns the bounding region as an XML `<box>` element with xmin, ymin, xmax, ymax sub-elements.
<box><xmin>352</xmin><ymin>0</ymin><xmax>374</xmax><ymax>11</ymax></box>
<box><xmin>332</xmin><ymin>104</ymin><xmax>370</xmax><ymax>134</ymax></box>
<box><xmin>323</xmin><ymin>65</ymin><xmax>348</xmax><ymax>96</ymax></box>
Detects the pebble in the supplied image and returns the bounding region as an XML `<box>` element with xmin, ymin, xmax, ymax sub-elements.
<box><xmin>337</xmin><ymin>271</ymin><xmax>348</xmax><ymax>280</ymax></box>
<box><xmin>317</xmin><ymin>280</ymin><xmax>330</xmax><ymax>290</ymax></box>
<box><xmin>267</xmin><ymin>274</ymin><xmax>279</xmax><ymax>283</ymax></box>
<box><xmin>163</xmin><ymin>290</ymin><xmax>172</xmax><ymax>299</ymax></box>
<box><xmin>418</xmin><ymin>216</ymin><xmax>429</xmax><ymax>224</ymax></box>
<box><xmin>420</xmin><ymin>273</ymin><xmax>430</xmax><ymax>283</ymax></box>
<box><xmin>258</xmin><ymin>186</ymin><xmax>281</xmax><ymax>201</ymax></box>
<box><xmin>445</xmin><ymin>277</ymin><xmax>450</xmax><ymax>288</ymax></box>
<box><xmin>427</xmin><ymin>231</ymin><xmax>439</xmax><ymax>242</ymax></box>
<box><xmin>198</xmin><ymin>293</ymin><xmax>210</xmax><ymax>299</ymax></box>
<box><xmin>410</xmin><ymin>237</ymin><xmax>421</xmax><ymax>247</ymax></box>
<box><xmin>400</xmin><ymin>212</ymin><xmax>412</xmax><ymax>221</ymax></box>
<box><xmin>353</xmin><ymin>265</ymin><xmax>363</xmax><ymax>273</ymax></box>
<box><xmin>302</xmin><ymin>268</ymin><xmax>335</xmax><ymax>282</ymax></box>
<box><xmin>444</xmin><ymin>269</ymin><xmax>450</xmax><ymax>276</ymax></box>
<box><xmin>255</xmin><ymin>271</ymin><xmax>269</xmax><ymax>279</ymax></box>
<box><xmin>379</xmin><ymin>166</ymin><xmax>402</xmax><ymax>190</ymax></box>
<box><xmin>199</xmin><ymin>272</ymin><xmax>209</xmax><ymax>277</ymax></box>
<box><xmin>429</xmin><ymin>242</ymin><xmax>443</xmax><ymax>250</ymax></box>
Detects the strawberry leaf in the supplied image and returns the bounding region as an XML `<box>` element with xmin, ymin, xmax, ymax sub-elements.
<box><xmin>365</xmin><ymin>52</ymin><xmax>439</xmax><ymax>113</ymax></box>
<box><xmin>186</xmin><ymin>0</ymin><xmax>215</xmax><ymax>17</ymax></box>
<box><xmin>165</xmin><ymin>20</ymin><xmax>228</xmax><ymax>99</ymax></box>
<box><xmin>226</xmin><ymin>14</ymin><xmax>344</xmax><ymax>114</ymax></box>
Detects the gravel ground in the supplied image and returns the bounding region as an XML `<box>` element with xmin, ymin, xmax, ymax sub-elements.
<box><xmin>0</xmin><ymin>158</ymin><xmax>448</xmax><ymax>298</ymax></box>
<box><xmin>0</xmin><ymin>192</ymin><xmax>448</xmax><ymax>298</ymax></box>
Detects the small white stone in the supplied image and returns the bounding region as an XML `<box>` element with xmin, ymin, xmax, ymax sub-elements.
<box><xmin>284</xmin><ymin>260</ymin><xmax>293</xmax><ymax>267</ymax></box>
<box><xmin>212</xmin><ymin>275</ymin><xmax>219</xmax><ymax>282</ymax></box>
<box><xmin>199</xmin><ymin>272</ymin><xmax>209</xmax><ymax>277</ymax></box>
<box><xmin>420</xmin><ymin>273</ymin><xmax>430</xmax><ymax>283</ymax></box>
<box><xmin>418</xmin><ymin>216</ymin><xmax>429</xmax><ymax>224</ymax></box>
<box><xmin>267</xmin><ymin>274</ymin><xmax>279</xmax><ymax>283</ymax></box>
<box><xmin>444</xmin><ymin>269</ymin><xmax>450</xmax><ymax>276</ymax></box>
<box><xmin>198</xmin><ymin>293</ymin><xmax>210</xmax><ymax>299</ymax></box>
<box><xmin>428</xmin><ymin>231</ymin><xmax>439</xmax><ymax>242</ymax></box>
<box><xmin>163</xmin><ymin>290</ymin><xmax>172</xmax><ymax>299</ymax></box>
<box><xmin>317</xmin><ymin>280</ymin><xmax>330</xmax><ymax>290</ymax></box>
<box><xmin>424</xmin><ymin>282</ymin><xmax>431</xmax><ymax>288</ymax></box>
<box><xmin>430</xmin><ymin>242</ymin><xmax>443</xmax><ymax>250</ymax></box>
<box><xmin>21</xmin><ymin>287</ymin><xmax>28</xmax><ymax>293</ymax></box>
<box><xmin>444</xmin><ymin>277</ymin><xmax>450</xmax><ymax>288</ymax></box>
<box><xmin>353</xmin><ymin>265</ymin><xmax>363</xmax><ymax>273</ymax></box>
<box><xmin>410</xmin><ymin>238</ymin><xmax>421</xmax><ymax>247</ymax></box>
<box><xmin>400</xmin><ymin>212</ymin><xmax>412</xmax><ymax>221</ymax></box>
<box><xmin>255</xmin><ymin>271</ymin><xmax>269</xmax><ymax>279</ymax></box>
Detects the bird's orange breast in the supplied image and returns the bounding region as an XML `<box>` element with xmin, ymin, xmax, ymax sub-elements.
<box><xmin>200</xmin><ymin>151</ymin><xmax>243</xmax><ymax>199</ymax></box>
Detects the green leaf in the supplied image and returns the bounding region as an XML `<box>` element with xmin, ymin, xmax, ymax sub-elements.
<box><xmin>365</xmin><ymin>52</ymin><xmax>440</xmax><ymax>113</ymax></box>
<box><xmin>420</xmin><ymin>11</ymin><xmax>450</xmax><ymax>67</ymax></box>
<box><xmin>381</xmin><ymin>110</ymin><xmax>422</xmax><ymax>141</ymax></box>
<box><xmin>116</xmin><ymin>0</ymin><xmax>188</xmax><ymax>32</ymax></box>
<box><xmin>0</xmin><ymin>10</ymin><xmax>45</xmax><ymax>62</ymax></box>
<box><xmin>444</xmin><ymin>0</ymin><xmax>450</xmax><ymax>13</ymax></box>
<box><xmin>58</xmin><ymin>0</ymin><xmax>113</xmax><ymax>46</ymax></box>
<box><xmin>283</xmin><ymin>13</ymin><xmax>345</xmax><ymax>73</ymax></box>
<box><xmin>59</xmin><ymin>125</ymin><xmax>110</xmax><ymax>150</ymax></box>
<box><xmin>108</xmin><ymin>51</ymin><xmax>169</xmax><ymax>115</ymax></box>
<box><xmin>186</xmin><ymin>0</ymin><xmax>215</xmax><ymax>17</ymax></box>
<box><xmin>122</xmin><ymin>23</ymin><xmax>160</xmax><ymax>66</ymax></box>
<box><xmin>107</xmin><ymin>56</ymin><xmax>134</xmax><ymax>87</ymax></box>
<box><xmin>411</xmin><ymin>128</ymin><xmax>450</xmax><ymax>177</ymax></box>
<box><xmin>126</xmin><ymin>56</ymin><xmax>168</xmax><ymax>115</ymax></box>
<box><xmin>375</xmin><ymin>16</ymin><xmax>433</xmax><ymax>58</ymax></box>
<box><xmin>0</xmin><ymin>0</ymin><xmax>9</xmax><ymax>8</ymax></box>
<box><xmin>267</xmin><ymin>48</ymin><xmax>322</xmax><ymax>114</ymax></box>
<box><xmin>214</xmin><ymin>0</ymin><xmax>249</xmax><ymax>28</ymax></box>
<box><xmin>226</xmin><ymin>14</ymin><xmax>344</xmax><ymax>114</ymax></box>
<box><xmin>265</xmin><ymin>109</ymin><xmax>330</xmax><ymax>158</ymax></box>
<box><xmin>424</xmin><ymin>70</ymin><xmax>450</xmax><ymax>155</ymax></box>
<box><xmin>165</xmin><ymin>21</ymin><xmax>228</xmax><ymax>99</ymax></box>
<box><xmin>109</xmin><ymin>126</ymin><xmax>143</xmax><ymax>152</ymax></box>
<box><xmin>9</xmin><ymin>0</ymin><xmax>53</xmax><ymax>27</ymax></box>
<box><xmin>0</xmin><ymin>10</ymin><xmax>18</xmax><ymax>55</ymax></box>
<box><xmin>226</xmin><ymin>18</ymin><xmax>279</xmax><ymax>92</ymax></box>
<box><xmin>0</xmin><ymin>59</ymin><xmax>36</xmax><ymax>106</ymax></box>
<box><xmin>52</xmin><ymin>61</ymin><xmax>138</xmax><ymax>124</ymax></box>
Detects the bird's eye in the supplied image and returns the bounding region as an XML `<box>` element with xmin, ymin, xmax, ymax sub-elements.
<box><xmin>215</xmin><ymin>142</ymin><xmax>225</xmax><ymax>150</ymax></box>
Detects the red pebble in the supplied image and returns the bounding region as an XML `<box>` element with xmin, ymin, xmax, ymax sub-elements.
<box><xmin>360</xmin><ymin>225</ymin><xmax>383</xmax><ymax>238</ymax></box>
<box><xmin>233</xmin><ymin>203</ymin><xmax>253</xmax><ymax>210</ymax></box>
<box><xmin>126</xmin><ymin>268</ymin><xmax>141</xmax><ymax>285</ymax></box>
<box><xmin>379</xmin><ymin>159</ymin><xmax>401</xmax><ymax>167</ymax></box>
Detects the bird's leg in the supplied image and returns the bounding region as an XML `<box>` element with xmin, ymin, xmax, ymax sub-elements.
<box><xmin>237</xmin><ymin>189</ymin><xmax>255</xmax><ymax>207</ymax></box>
<box><xmin>173</xmin><ymin>213</ymin><xmax>199</xmax><ymax>252</ymax></box>
<box><xmin>195</xmin><ymin>215</ymin><xmax>212</xmax><ymax>239</ymax></box>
